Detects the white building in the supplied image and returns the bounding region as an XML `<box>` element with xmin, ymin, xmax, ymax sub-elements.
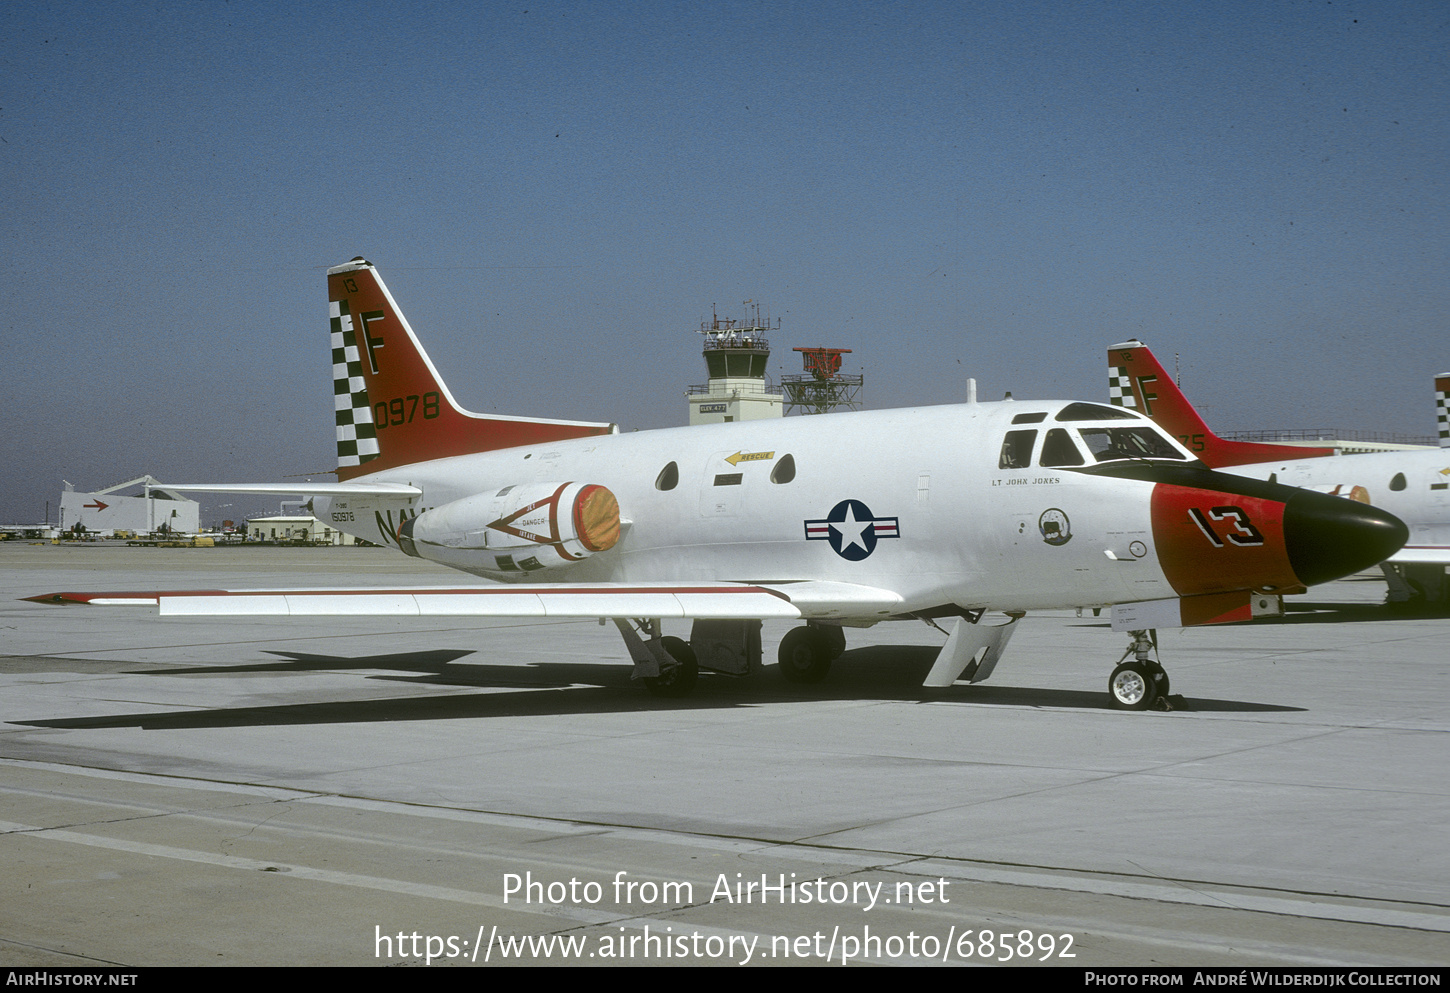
<box><xmin>59</xmin><ymin>476</ymin><xmax>200</xmax><ymax>535</ymax></box>
<box><xmin>247</xmin><ymin>515</ymin><xmax>357</xmax><ymax>545</ymax></box>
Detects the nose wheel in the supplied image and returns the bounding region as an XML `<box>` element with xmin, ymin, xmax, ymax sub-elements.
<box><xmin>1109</xmin><ymin>660</ymin><xmax>1169</xmax><ymax>710</ymax></box>
<box><xmin>1109</xmin><ymin>630</ymin><xmax>1171</xmax><ymax>711</ymax></box>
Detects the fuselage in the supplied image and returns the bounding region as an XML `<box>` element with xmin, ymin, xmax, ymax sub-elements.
<box><xmin>310</xmin><ymin>398</ymin><xmax>1403</xmax><ymax>619</ymax></box>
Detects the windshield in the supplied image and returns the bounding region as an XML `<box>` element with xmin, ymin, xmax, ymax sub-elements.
<box><xmin>1079</xmin><ymin>427</ymin><xmax>1187</xmax><ymax>462</ymax></box>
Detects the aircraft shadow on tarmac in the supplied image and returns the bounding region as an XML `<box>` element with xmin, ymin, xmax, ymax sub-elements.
<box><xmin>1269</xmin><ymin>600</ymin><xmax>1450</xmax><ymax>623</ymax></box>
<box><xmin>12</xmin><ymin>646</ymin><xmax>1302</xmax><ymax>731</ymax></box>
<box><xmin>1076</xmin><ymin>598</ymin><xmax>1445</xmax><ymax>633</ymax></box>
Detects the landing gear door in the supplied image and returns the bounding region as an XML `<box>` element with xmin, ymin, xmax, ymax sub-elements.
<box><xmin>689</xmin><ymin>619</ymin><xmax>762</xmax><ymax>675</ymax></box>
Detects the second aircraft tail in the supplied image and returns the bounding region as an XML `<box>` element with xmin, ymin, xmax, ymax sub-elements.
<box><xmin>1107</xmin><ymin>340</ymin><xmax>1336</xmax><ymax>467</ymax></box>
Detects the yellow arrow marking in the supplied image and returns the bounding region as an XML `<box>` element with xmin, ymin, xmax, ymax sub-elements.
<box><xmin>725</xmin><ymin>451</ymin><xmax>775</xmax><ymax>466</ymax></box>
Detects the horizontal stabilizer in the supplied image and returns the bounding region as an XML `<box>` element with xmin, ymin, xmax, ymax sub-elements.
<box><xmin>157</xmin><ymin>482</ymin><xmax>422</xmax><ymax>497</ymax></box>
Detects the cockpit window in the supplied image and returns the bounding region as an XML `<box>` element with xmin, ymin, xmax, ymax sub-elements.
<box><xmin>1080</xmin><ymin>427</ymin><xmax>1186</xmax><ymax>462</ymax></box>
<box><xmin>999</xmin><ymin>430</ymin><xmax>1037</xmax><ymax>469</ymax></box>
<box><xmin>1040</xmin><ymin>428</ymin><xmax>1085</xmax><ymax>467</ymax></box>
<box><xmin>1056</xmin><ymin>402</ymin><xmax>1140</xmax><ymax>422</ymax></box>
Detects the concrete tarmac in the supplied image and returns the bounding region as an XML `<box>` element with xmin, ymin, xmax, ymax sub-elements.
<box><xmin>1</xmin><ymin>543</ymin><xmax>1446</xmax><ymax>967</ymax></box>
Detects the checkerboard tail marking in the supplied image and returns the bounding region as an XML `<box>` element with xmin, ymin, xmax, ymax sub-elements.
<box><xmin>1108</xmin><ymin>366</ymin><xmax>1137</xmax><ymax>409</ymax></box>
<box><xmin>1435</xmin><ymin>373</ymin><xmax>1450</xmax><ymax>448</ymax></box>
<box><xmin>330</xmin><ymin>300</ymin><xmax>380</xmax><ymax>467</ymax></box>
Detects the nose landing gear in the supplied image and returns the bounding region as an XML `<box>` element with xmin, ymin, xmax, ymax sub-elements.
<box><xmin>1109</xmin><ymin>629</ymin><xmax>1171</xmax><ymax>711</ymax></box>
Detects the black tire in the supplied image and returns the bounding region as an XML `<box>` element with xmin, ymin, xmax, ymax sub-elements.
<box><xmin>1147</xmin><ymin>662</ymin><xmax>1170</xmax><ymax>698</ymax></box>
<box><xmin>1108</xmin><ymin>661</ymin><xmax>1157</xmax><ymax>711</ymax></box>
<box><xmin>778</xmin><ymin>627</ymin><xmax>833</xmax><ymax>684</ymax></box>
<box><xmin>644</xmin><ymin>636</ymin><xmax>698</xmax><ymax>697</ymax></box>
<box><xmin>814</xmin><ymin>624</ymin><xmax>847</xmax><ymax>660</ymax></box>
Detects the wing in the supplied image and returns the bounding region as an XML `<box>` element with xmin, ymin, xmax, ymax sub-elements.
<box><xmin>1387</xmin><ymin>545</ymin><xmax>1450</xmax><ymax>565</ymax></box>
<box><xmin>25</xmin><ymin>580</ymin><xmax>904</xmax><ymax>621</ymax></box>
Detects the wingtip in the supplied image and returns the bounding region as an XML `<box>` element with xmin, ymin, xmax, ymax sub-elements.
<box><xmin>22</xmin><ymin>592</ymin><xmax>87</xmax><ymax>604</ymax></box>
<box><xmin>20</xmin><ymin>591</ymin><xmax>172</xmax><ymax>606</ymax></box>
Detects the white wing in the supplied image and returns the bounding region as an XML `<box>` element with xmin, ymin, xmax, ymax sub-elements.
<box><xmin>27</xmin><ymin>581</ymin><xmax>905</xmax><ymax>621</ymax></box>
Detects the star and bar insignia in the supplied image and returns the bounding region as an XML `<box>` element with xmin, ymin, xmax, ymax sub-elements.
<box><xmin>804</xmin><ymin>499</ymin><xmax>900</xmax><ymax>561</ymax></box>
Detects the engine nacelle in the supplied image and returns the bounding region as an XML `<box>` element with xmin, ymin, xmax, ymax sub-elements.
<box><xmin>1304</xmin><ymin>484</ymin><xmax>1371</xmax><ymax>504</ymax></box>
<box><xmin>397</xmin><ymin>481</ymin><xmax>621</xmax><ymax>574</ymax></box>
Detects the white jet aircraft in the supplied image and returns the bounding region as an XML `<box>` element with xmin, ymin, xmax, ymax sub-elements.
<box><xmin>28</xmin><ymin>261</ymin><xmax>1409</xmax><ymax>710</ymax></box>
<box><xmin>1107</xmin><ymin>340</ymin><xmax>1449</xmax><ymax>606</ymax></box>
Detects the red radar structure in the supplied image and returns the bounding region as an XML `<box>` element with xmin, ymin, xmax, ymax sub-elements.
<box><xmin>783</xmin><ymin>347</ymin><xmax>864</xmax><ymax>415</ymax></box>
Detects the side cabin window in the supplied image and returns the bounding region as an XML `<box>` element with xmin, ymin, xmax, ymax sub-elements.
<box><xmin>1079</xmin><ymin>427</ymin><xmax>1186</xmax><ymax>462</ymax></box>
<box><xmin>1040</xmin><ymin>428</ymin><xmax>1085</xmax><ymax>467</ymax></box>
<box><xmin>999</xmin><ymin>430</ymin><xmax>1037</xmax><ymax>469</ymax></box>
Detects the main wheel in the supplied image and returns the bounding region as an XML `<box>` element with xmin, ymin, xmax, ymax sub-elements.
<box><xmin>1108</xmin><ymin>661</ymin><xmax>1157</xmax><ymax>711</ymax></box>
<box><xmin>644</xmin><ymin>636</ymin><xmax>698</xmax><ymax>697</ymax></box>
<box><xmin>814</xmin><ymin>624</ymin><xmax>846</xmax><ymax>660</ymax></box>
<box><xmin>778</xmin><ymin>627</ymin><xmax>833</xmax><ymax>684</ymax></box>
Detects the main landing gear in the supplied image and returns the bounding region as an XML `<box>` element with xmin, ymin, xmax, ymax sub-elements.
<box><xmin>613</xmin><ymin>619</ymin><xmax>699</xmax><ymax>697</ymax></box>
<box><xmin>648</xmin><ymin>636</ymin><xmax>699</xmax><ymax>697</ymax></box>
<box><xmin>776</xmin><ymin>623</ymin><xmax>846</xmax><ymax>684</ymax></box>
<box><xmin>1109</xmin><ymin>629</ymin><xmax>1171</xmax><ymax>711</ymax></box>
<box><xmin>616</xmin><ymin>618</ymin><xmax>852</xmax><ymax>696</ymax></box>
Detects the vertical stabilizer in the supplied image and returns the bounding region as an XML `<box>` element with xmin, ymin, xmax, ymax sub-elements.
<box><xmin>1107</xmin><ymin>340</ymin><xmax>1335</xmax><ymax>467</ymax></box>
<box><xmin>327</xmin><ymin>258</ymin><xmax>614</xmax><ymax>479</ymax></box>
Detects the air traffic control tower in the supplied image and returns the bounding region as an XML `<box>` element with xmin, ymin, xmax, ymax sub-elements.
<box><xmin>686</xmin><ymin>306</ymin><xmax>784</xmax><ymax>425</ymax></box>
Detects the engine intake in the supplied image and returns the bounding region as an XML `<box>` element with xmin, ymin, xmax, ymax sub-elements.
<box><xmin>397</xmin><ymin>482</ymin><xmax>621</xmax><ymax>574</ymax></box>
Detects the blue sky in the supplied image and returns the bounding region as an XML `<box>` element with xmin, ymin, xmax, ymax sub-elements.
<box><xmin>3</xmin><ymin>0</ymin><xmax>1445</xmax><ymax>524</ymax></box>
